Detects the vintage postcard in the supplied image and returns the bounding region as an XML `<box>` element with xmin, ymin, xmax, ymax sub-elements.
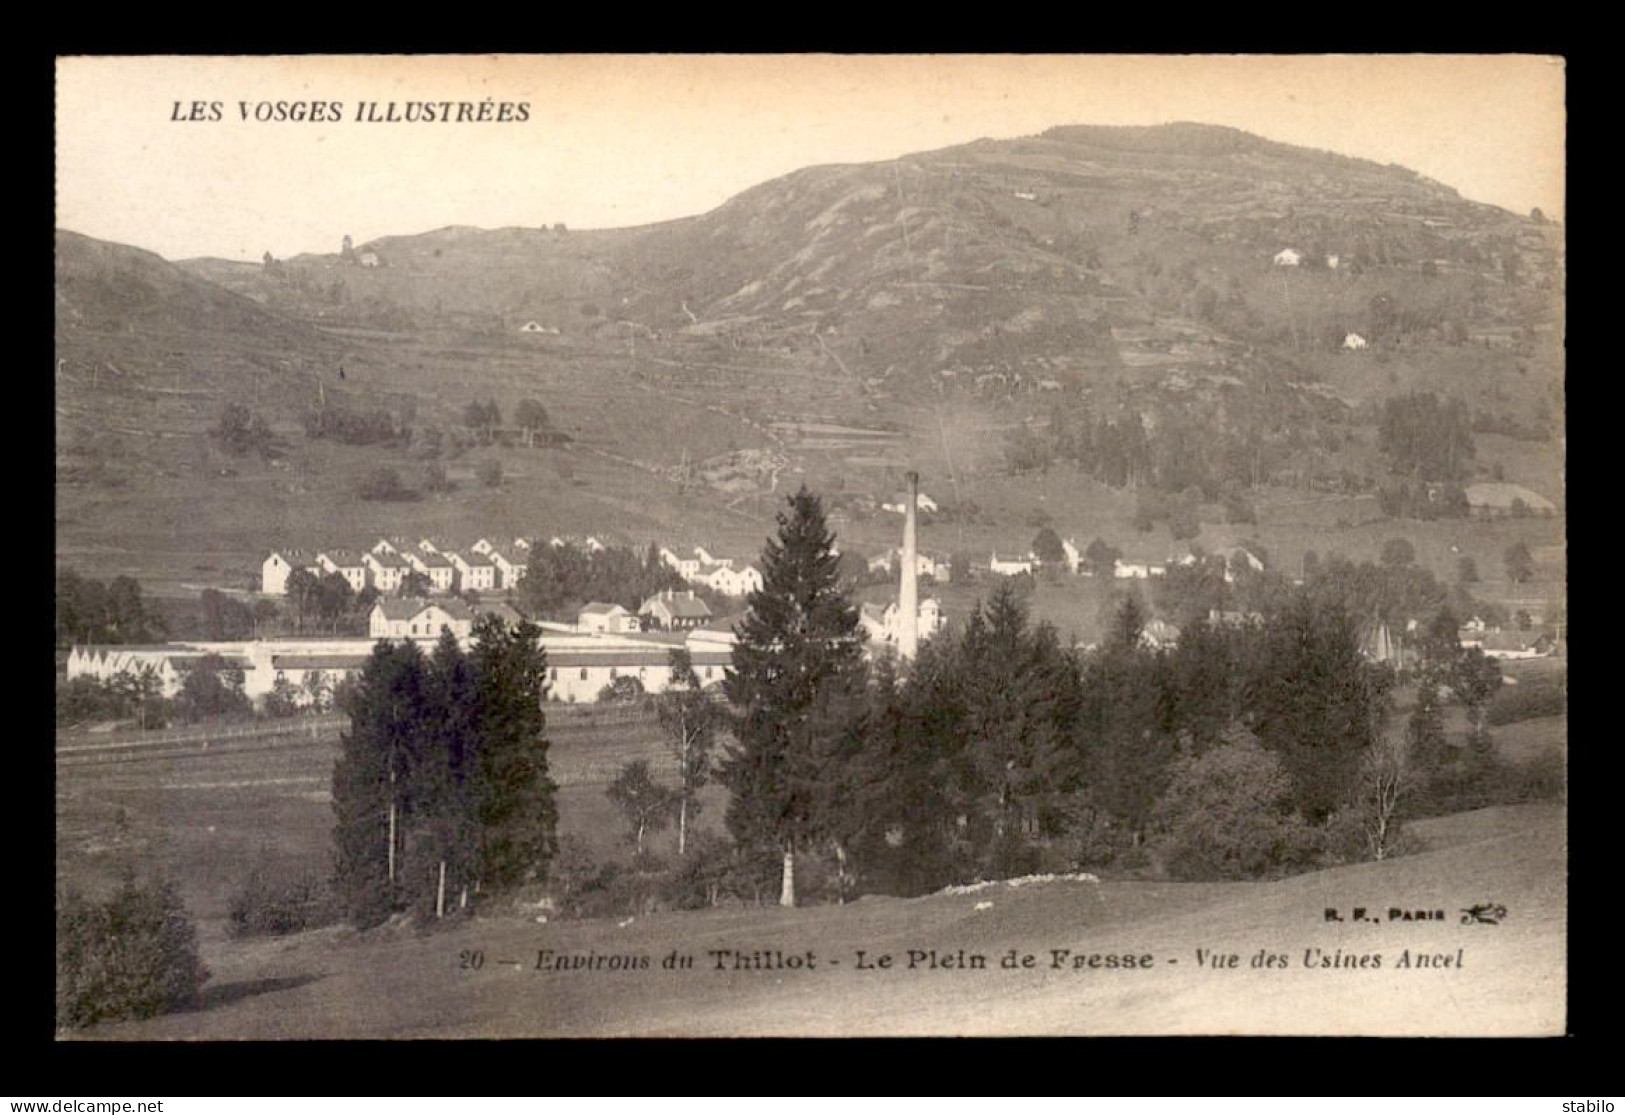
<box><xmin>54</xmin><ymin>54</ymin><xmax>1566</xmax><ymax>1038</ymax></box>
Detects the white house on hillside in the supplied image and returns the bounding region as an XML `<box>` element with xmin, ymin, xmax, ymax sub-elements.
<box><xmin>1274</xmin><ymin>248</ymin><xmax>1302</xmax><ymax>267</ymax></box>
<box><xmin>1343</xmin><ymin>332</ymin><xmax>1369</xmax><ymax>351</ymax></box>
<box><xmin>402</xmin><ymin>550</ymin><xmax>455</xmax><ymax>594</ymax></box>
<box><xmin>990</xmin><ymin>553</ymin><xmax>1034</xmax><ymax>577</ymax></box>
<box><xmin>362</xmin><ymin>549</ymin><xmax>407</xmax><ymax>594</ymax></box>
<box><xmin>445</xmin><ymin>549</ymin><xmax>497</xmax><ymax>593</ymax></box>
<box><xmin>882</xmin><ymin>491</ymin><xmax>940</xmax><ymax>515</ymax></box>
<box><xmin>484</xmin><ymin>544</ymin><xmax>529</xmax><ymax>590</ymax></box>
<box><xmin>315</xmin><ymin>550</ymin><xmax>369</xmax><ymax>594</ymax></box>
<box><xmin>261</xmin><ymin>550</ymin><xmax>318</xmax><ymax>596</ymax></box>
<box><xmin>1114</xmin><ymin>559</ymin><xmax>1166</xmax><ymax>579</ymax></box>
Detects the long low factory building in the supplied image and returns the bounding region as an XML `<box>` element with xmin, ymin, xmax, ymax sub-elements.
<box><xmin>67</xmin><ymin>627</ymin><xmax>732</xmax><ymax>708</ymax></box>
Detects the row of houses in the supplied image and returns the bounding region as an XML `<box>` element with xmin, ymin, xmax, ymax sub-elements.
<box><xmin>658</xmin><ymin>547</ymin><xmax>765</xmax><ymax>598</ymax></box>
<box><xmin>985</xmin><ymin>542</ymin><xmax>1265</xmax><ymax>582</ymax></box>
<box><xmin>263</xmin><ymin>536</ymin><xmax>532</xmax><ymax>597</ymax></box>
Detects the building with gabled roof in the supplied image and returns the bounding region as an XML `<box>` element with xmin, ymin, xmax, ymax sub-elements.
<box><xmin>989</xmin><ymin>553</ymin><xmax>1034</xmax><ymax>577</ymax></box>
<box><xmin>402</xmin><ymin>550</ymin><xmax>455</xmax><ymax>594</ymax></box>
<box><xmin>639</xmin><ymin>589</ymin><xmax>713</xmax><ymax>630</ymax></box>
<box><xmin>262</xmin><ymin>550</ymin><xmax>319</xmax><ymax>596</ymax></box>
<box><xmin>370</xmin><ymin>597</ymin><xmax>474</xmax><ymax>641</ymax></box>
<box><xmin>445</xmin><ymin>548</ymin><xmax>498</xmax><ymax>593</ymax></box>
<box><xmin>315</xmin><ymin>549</ymin><xmax>369</xmax><ymax>594</ymax></box>
<box><xmin>362</xmin><ymin>548</ymin><xmax>408</xmax><ymax>593</ymax></box>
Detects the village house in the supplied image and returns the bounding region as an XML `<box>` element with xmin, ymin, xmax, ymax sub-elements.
<box><xmin>1114</xmin><ymin>559</ymin><xmax>1166</xmax><ymax>580</ymax></box>
<box><xmin>990</xmin><ymin>553</ymin><xmax>1034</xmax><ymax>577</ymax></box>
<box><xmin>261</xmin><ymin>550</ymin><xmax>318</xmax><ymax>596</ymax></box>
<box><xmin>660</xmin><ymin>547</ymin><xmax>702</xmax><ymax>579</ymax></box>
<box><xmin>693</xmin><ymin>560</ymin><xmax>765</xmax><ymax>598</ymax></box>
<box><xmin>578</xmin><ymin>602</ymin><xmax>640</xmax><ymax>635</ymax></box>
<box><xmin>1141</xmin><ymin>618</ymin><xmax>1181</xmax><ymax>650</ymax></box>
<box><xmin>445</xmin><ymin>549</ymin><xmax>498</xmax><ymax>594</ymax></box>
<box><xmin>401</xmin><ymin>550</ymin><xmax>455</xmax><ymax>594</ymax></box>
<box><xmin>1060</xmin><ymin>538</ymin><xmax>1082</xmax><ymax>574</ymax></box>
<box><xmin>1480</xmin><ymin>630</ymin><xmax>1555</xmax><ymax>660</ymax></box>
<box><xmin>315</xmin><ymin>549</ymin><xmax>369</xmax><ymax>594</ymax></box>
<box><xmin>1342</xmin><ymin>332</ymin><xmax>1369</xmax><ymax>351</ymax></box>
<box><xmin>640</xmin><ymin>589</ymin><xmax>713</xmax><ymax>631</ymax></box>
<box><xmin>369</xmin><ymin>598</ymin><xmax>475</xmax><ymax>641</ymax></box>
<box><xmin>357</xmin><ymin>250</ymin><xmax>381</xmax><ymax>268</ymax></box>
<box><xmin>470</xmin><ymin>539</ymin><xmax>530</xmax><ymax>590</ymax></box>
<box><xmin>361</xmin><ymin>549</ymin><xmax>407</xmax><ymax>594</ymax></box>
<box><xmin>881</xmin><ymin>490</ymin><xmax>940</xmax><ymax>515</ymax></box>
<box><xmin>1273</xmin><ymin>248</ymin><xmax>1302</xmax><ymax>267</ymax></box>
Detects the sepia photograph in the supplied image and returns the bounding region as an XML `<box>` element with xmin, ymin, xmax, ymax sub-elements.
<box><xmin>53</xmin><ymin>53</ymin><xmax>1566</xmax><ymax>1039</ymax></box>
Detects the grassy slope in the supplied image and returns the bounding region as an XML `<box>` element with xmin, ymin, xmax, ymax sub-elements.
<box><xmin>74</xmin><ymin>801</ymin><xmax>1564</xmax><ymax>1039</ymax></box>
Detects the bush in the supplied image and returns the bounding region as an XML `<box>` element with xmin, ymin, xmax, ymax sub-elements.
<box><xmin>1403</xmin><ymin>749</ymin><xmax>1566</xmax><ymax>819</ymax></box>
<box><xmin>227</xmin><ymin>866</ymin><xmax>332</xmax><ymax>939</ymax></box>
<box><xmin>660</xmin><ymin>831</ymin><xmax>736</xmax><ymax>910</ymax></box>
<box><xmin>57</xmin><ymin>877</ymin><xmax>209</xmax><ymax>1029</ymax></box>
<box><xmin>358</xmin><ymin>467</ymin><xmax>419</xmax><ymax>502</ymax></box>
<box><xmin>1152</xmin><ymin>732</ymin><xmax>1318</xmax><ymax>881</ymax></box>
<box><xmin>1486</xmin><ymin>677</ymin><xmax>1566</xmax><ymax>726</ymax></box>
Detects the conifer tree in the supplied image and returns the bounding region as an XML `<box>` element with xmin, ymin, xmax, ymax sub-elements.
<box><xmin>470</xmin><ymin>616</ymin><xmax>559</xmax><ymax>894</ymax></box>
<box><xmin>332</xmin><ymin>641</ymin><xmax>431</xmax><ymax>927</ymax></box>
<box><xmin>720</xmin><ymin>486</ymin><xmax>866</xmax><ymax>907</ymax></box>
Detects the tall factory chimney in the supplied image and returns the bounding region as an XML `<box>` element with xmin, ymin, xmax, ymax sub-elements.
<box><xmin>899</xmin><ymin>470</ymin><xmax>920</xmax><ymax>661</ymax></box>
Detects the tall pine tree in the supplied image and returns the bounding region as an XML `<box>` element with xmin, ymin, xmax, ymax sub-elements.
<box><xmin>720</xmin><ymin>486</ymin><xmax>866</xmax><ymax>907</ymax></box>
<box><xmin>332</xmin><ymin>641</ymin><xmax>432</xmax><ymax>927</ymax></box>
<box><xmin>470</xmin><ymin>616</ymin><xmax>559</xmax><ymax>894</ymax></box>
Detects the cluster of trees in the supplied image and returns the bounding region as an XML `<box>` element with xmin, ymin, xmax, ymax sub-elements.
<box><xmin>460</xmin><ymin>398</ymin><xmax>562</xmax><ymax>449</ymax></box>
<box><xmin>303</xmin><ymin>401</ymin><xmax>406</xmax><ymax>447</ymax></box>
<box><xmin>280</xmin><ymin>569</ymin><xmax>381</xmax><ymax>635</ymax></box>
<box><xmin>195</xmin><ymin>587</ymin><xmax>280</xmax><ymax>640</ymax></box>
<box><xmin>1007</xmin><ymin>401</ymin><xmax>1325</xmax><ymax>500</ymax></box>
<box><xmin>213</xmin><ymin>403</ymin><xmax>275</xmax><ymax>458</ymax></box>
<box><xmin>55</xmin><ymin>651</ymin><xmax>256</xmax><ymax>731</ymax></box>
<box><xmin>518</xmin><ymin>541</ymin><xmax>691</xmax><ymax>620</ymax></box>
<box><xmin>1132</xmin><ymin>488</ymin><xmax>1203</xmax><ymax>539</ymax></box>
<box><xmin>358</xmin><ymin>466</ymin><xmax>420</xmax><ymax>502</ymax></box>
<box><xmin>1377</xmin><ymin>479</ymin><xmax>1469</xmax><ymax>520</ymax></box>
<box><xmin>715</xmin><ymin>487</ymin><xmax>1550</xmax><ymax>903</ymax></box>
<box><xmin>332</xmin><ymin>619</ymin><xmax>557</xmax><ymax>927</ymax></box>
<box><xmin>601</xmin><ymin>651</ymin><xmax>726</xmax><ymax>856</ymax></box>
<box><xmin>1378</xmin><ymin>392</ymin><xmax>1475</xmax><ymax>481</ymax></box>
<box><xmin>56</xmin><ymin>571</ymin><xmax>165</xmax><ymax>647</ymax></box>
<box><xmin>715</xmin><ymin>490</ymin><xmax>1412</xmax><ymax>903</ymax></box>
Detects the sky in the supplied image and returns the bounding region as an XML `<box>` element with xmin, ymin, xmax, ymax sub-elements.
<box><xmin>55</xmin><ymin>54</ymin><xmax>1566</xmax><ymax>262</ymax></box>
